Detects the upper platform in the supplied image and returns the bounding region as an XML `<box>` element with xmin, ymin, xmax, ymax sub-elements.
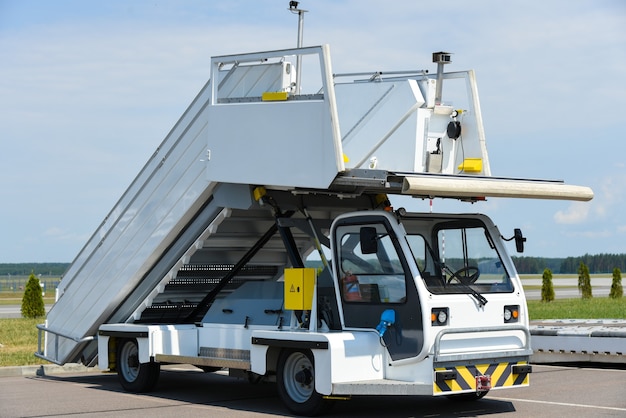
<box><xmin>204</xmin><ymin>45</ymin><xmax>592</xmax><ymax>201</ymax></box>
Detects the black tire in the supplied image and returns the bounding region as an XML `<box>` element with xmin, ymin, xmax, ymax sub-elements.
<box><xmin>116</xmin><ymin>338</ymin><xmax>160</xmax><ymax>393</ymax></box>
<box><xmin>276</xmin><ymin>349</ymin><xmax>332</xmax><ymax>416</ymax></box>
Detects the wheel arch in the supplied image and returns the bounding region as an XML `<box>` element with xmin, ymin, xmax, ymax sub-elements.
<box><xmin>107</xmin><ymin>336</ymin><xmax>118</xmax><ymax>371</ymax></box>
<box><xmin>251</xmin><ymin>336</ymin><xmax>333</xmax><ymax>395</ymax></box>
<box><xmin>115</xmin><ymin>337</ymin><xmax>160</xmax><ymax>393</ymax></box>
<box><xmin>264</xmin><ymin>345</ymin><xmax>281</xmax><ymax>374</ymax></box>
<box><xmin>276</xmin><ymin>348</ymin><xmax>334</xmax><ymax>416</ymax></box>
<box><xmin>97</xmin><ymin>334</ymin><xmax>119</xmax><ymax>371</ymax></box>
<box><xmin>98</xmin><ymin>330</ymin><xmax>153</xmax><ymax>369</ymax></box>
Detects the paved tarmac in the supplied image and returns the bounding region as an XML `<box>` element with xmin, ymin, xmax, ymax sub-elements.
<box><xmin>1</xmin><ymin>364</ymin><xmax>625</xmax><ymax>417</ymax></box>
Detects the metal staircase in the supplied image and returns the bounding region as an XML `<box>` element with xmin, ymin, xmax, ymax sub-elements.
<box><xmin>37</xmin><ymin>45</ymin><xmax>592</xmax><ymax>368</ymax></box>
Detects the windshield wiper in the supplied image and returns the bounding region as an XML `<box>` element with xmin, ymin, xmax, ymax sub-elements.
<box><xmin>440</xmin><ymin>264</ymin><xmax>488</xmax><ymax>307</ymax></box>
<box><xmin>455</xmin><ymin>280</ymin><xmax>488</xmax><ymax>307</ymax></box>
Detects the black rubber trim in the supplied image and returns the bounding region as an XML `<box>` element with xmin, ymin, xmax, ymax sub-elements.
<box><xmin>251</xmin><ymin>337</ymin><xmax>328</xmax><ymax>350</ymax></box>
<box><xmin>98</xmin><ymin>330</ymin><xmax>149</xmax><ymax>338</ymax></box>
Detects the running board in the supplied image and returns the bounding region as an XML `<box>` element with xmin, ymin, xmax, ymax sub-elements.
<box><xmin>332</xmin><ymin>379</ymin><xmax>431</xmax><ymax>396</ymax></box>
<box><xmin>156</xmin><ymin>353</ymin><xmax>250</xmax><ymax>370</ymax></box>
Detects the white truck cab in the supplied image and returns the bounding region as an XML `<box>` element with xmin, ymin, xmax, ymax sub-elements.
<box><xmin>98</xmin><ymin>203</ymin><xmax>532</xmax><ymax>416</ymax></box>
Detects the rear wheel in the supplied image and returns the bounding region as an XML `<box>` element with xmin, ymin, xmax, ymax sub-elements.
<box><xmin>276</xmin><ymin>349</ymin><xmax>331</xmax><ymax>416</ymax></box>
<box><xmin>116</xmin><ymin>338</ymin><xmax>160</xmax><ymax>392</ymax></box>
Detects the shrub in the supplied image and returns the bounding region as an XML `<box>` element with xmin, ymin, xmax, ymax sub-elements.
<box><xmin>610</xmin><ymin>267</ymin><xmax>623</xmax><ymax>299</ymax></box>
<box><xmin>577</xmin><ymin>262</ymin><xmax>592</xmax><ymax>299</ymax></box>
<box><xmin>21</xmin><ymin>273</ymin><xmax>45</xmax><ymax>318</ymax></box>
<box><xmin>541</xmin><ymin>268</ymin><xmax>555</xmax><ymax>302</ymax></box>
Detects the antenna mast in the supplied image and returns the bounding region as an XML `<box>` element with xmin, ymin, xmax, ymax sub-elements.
<box><xmin>288</xmin><ymin>1</ymin><xmax>307</xmax><ymax>94</ymax></box>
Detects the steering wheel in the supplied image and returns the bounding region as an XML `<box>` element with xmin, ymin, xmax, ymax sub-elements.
<box><xmin>446</xmin><ymin>266</ymin><xmax>480</xmax><ymax>285</ymax></box>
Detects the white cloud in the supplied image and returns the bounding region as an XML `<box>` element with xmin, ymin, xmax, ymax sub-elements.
<box><xmin>578</xmin><ymin>230</ymin><xmax>613</xmax><ymax>239</ymax></box>
<box><xmin>43</xmin><ymin>227</ymin><xmax>89</xmax><ymax>243</ymax></box>
<box><xmin>44</xmin><ymin>227</ymin><xmax>64</xmax><ymax>237</ymax></box>
<box><xmin>599</xmin><ymin>174</ymin><xmax>626</xmax><ymax>204</ymax></box>
<box><xmin>584</xmin><ymin>173</ymin><xmax>626</xmax><ymax>219</ymax></box>
<box><xmin>554</xmin><ymin>202</ymin><xmax>591</xmax><ymax>224</ymax></box>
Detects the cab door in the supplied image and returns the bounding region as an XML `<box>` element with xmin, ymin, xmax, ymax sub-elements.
<box><xmin>332</xmin><ymin>214</ymin><xmax>423</xmax><ymax>361</ymax></box>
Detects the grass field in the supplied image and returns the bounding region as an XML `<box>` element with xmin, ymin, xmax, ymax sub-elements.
<box><xmin>0</xmin><ymin>317</ymin><xmax>49</xmax><ymax>367</ymax></box>
<box><xmin>527</xmin><ymin>297</ymin><xmax>626</xmax><ymax>319</ymax></box>
<box><xmin>0</xmin><ymin>275</ymin><xmax>60</xmax><ymax>306</ymax></box>
<box><xmin>0</xmin><ymin>292</ymin><xmax>56</xmax><ymax>306</ymax></box>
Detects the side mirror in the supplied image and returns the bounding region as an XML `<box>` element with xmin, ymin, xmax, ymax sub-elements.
<box><xmin>360</xmin><ymin>227</ymin><xmax>378</xmax><ymax>254</ymax></box>
<box><xmin>514</xmin><ymin>228</ymin><xmax>526</xmax><ymax>253</ymax></box>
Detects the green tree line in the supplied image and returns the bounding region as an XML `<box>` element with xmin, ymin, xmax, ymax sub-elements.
<box><xmin>559</xmin><ymin>253</ymin><xmax>626</xmax><ymax>274</ymax></box>
<box><xmin>2</xmin><ymin>254</ymin><xmax>626</xmax><ymax>277</ymax></box>
<box><xmin>512</xmin><ymin>257</ymin><xmax>562</xmax><ymax>274</ymax></box>
<box><xmin>0</xmin><ymin>263</ymin><xmax>69</xmax><ymax>276</ymax></box>
<box><xmin>513</xmin><ymin>253</ymin><xmax>626</xmax><ymax>274</ymax></box>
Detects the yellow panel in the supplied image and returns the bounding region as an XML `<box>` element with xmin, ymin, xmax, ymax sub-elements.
<box><xmin>284</xmin><ymin>268</ymin><xmax>316</xmax><ymax>310</ymax></box>
<box><xmin>262</xmin><ymin>91</ymin><xmax>289</xmax><ymax>101</ymax></box>
<box><xmin>253</xmin><ymin>186</ymin><xmax>267</xmax><ymax>202</ymax></box>
<box><xmin>458</xmin><ymin>158</ymin><xmax>482</xmax><ymax>173</ymax></box>
<box><xmin>457</xmin><ymin>366</ymin><xmax>477</xmax><ymax>389</ymax></box>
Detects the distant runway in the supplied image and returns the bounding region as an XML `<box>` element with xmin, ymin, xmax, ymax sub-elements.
<box><xmin>0</xmin><ymin>279</ymin><xmax>614</xmax><ymax>319</ymax></box>
<box><xmin>0</xmin><ymin>305</ymin><xmax>51</xmax><ymax>319</ymax></box>
<box><xmin>522</xmin><ymin>277</ymin><xmax>611</xmax><ymax>300</ymax></box>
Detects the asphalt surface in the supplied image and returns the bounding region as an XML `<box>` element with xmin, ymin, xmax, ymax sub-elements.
<box><xmin>1</xmin><ymin>364</ymin><xmax>625</xmax><ymax>417</ymax></box>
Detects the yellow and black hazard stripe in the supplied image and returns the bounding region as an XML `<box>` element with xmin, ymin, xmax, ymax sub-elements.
<box><xmin>434</xmin><ymin>361</ymin><xmax>530</xmax><ymax>394</ymax></box>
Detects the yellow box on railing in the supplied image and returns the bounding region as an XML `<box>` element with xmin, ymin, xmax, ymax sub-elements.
<box><xmin>284</xmin><ymin>268</ymin><xmax>316</xmax><ymax>310</ymax></box>
<box><xmin>262</xmin><ymin>91</ymin><xmax>289</xmax><ymax>101</ymax></box>
<box><xmin>457</xmin><ymin>158</ymin><xmax>483</xmax><ymax>173</ymax></box>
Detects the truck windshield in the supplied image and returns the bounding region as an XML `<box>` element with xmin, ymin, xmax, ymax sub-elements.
<box><xmin>405</xmin><ymin>220</ymin><xmax>514</xmax><ymax>295</ymax></box>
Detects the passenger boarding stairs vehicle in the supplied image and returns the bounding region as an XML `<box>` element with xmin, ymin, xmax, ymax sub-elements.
<box><xmin>36</xmin><ymin>45</ymin><xmax>593</xmax><ymax>416</ymax></box>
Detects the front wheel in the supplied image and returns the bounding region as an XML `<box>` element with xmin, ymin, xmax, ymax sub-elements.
<box><xmin>276</xmin><ymin>349</ymin><xmax>331</xmax><ymax>416</ymax></box>
<box><xmin>116</xmin><ymin>338</ymin><xmax>160</xmax><ymax>392</ymax></box>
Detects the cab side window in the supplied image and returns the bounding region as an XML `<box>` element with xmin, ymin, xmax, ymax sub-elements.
<box><xmin>336</xmin><ymin>224</ymin><xmax>407</xmax><ymax>304</ymax></box>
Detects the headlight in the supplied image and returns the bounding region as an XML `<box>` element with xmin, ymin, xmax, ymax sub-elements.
<box><xmin>431</xmin><ymin>307</ymin><xmax>449</xmax><ymax>326</ymax></box>
<box><xmin>504</xmin><ymin>305</ymin><xmax>519</xmax><ymax>323</ymax></box>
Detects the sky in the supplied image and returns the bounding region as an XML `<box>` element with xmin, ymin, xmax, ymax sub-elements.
<box><xmin>1</xmin><ymin>0</ymin><xmax>625</xmax><ymax>262</ymax></box>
